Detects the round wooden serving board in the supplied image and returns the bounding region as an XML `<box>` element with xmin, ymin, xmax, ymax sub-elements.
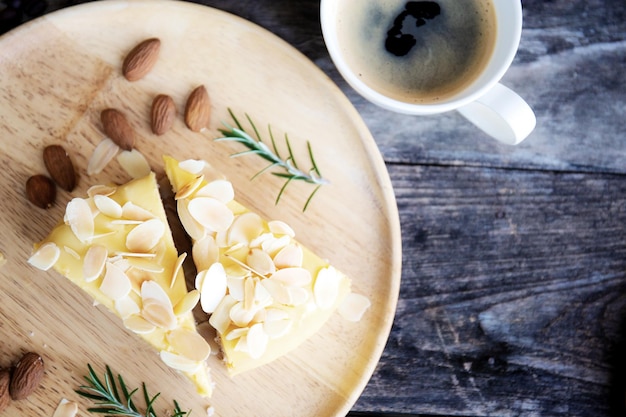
<box><xmin>0</xmin><ymin>1</ymin><xmax>401</xmax><ymax>416</ymax></box>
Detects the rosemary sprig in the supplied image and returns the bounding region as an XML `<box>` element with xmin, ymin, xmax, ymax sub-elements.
<box><xmin>75</xmin><ymin>364</ymin><xmax>190</xmax><ymax>417</ymax></box>
<box><xmin>215</xmin><ymin>108</ymin><xmax>329</xmax><ymax>212</ymax></box>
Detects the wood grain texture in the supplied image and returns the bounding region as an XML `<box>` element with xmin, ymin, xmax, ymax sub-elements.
<box><xmin>0</xmin><ymin>2</ymin><xmax>401</xmax><ymax>417</ymax></box>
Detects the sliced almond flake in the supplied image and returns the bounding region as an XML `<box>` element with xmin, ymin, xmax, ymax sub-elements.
<box><xmin>243</xmin><ymin>276</ymin><xmax>255</xmax><ymax>311</ymax></box>
<box><xmin>224</xmin><ymin>327</ymin><xmax>248</xmax><ymax>341</ymax></box>
<box><xmin>87</xmin><ymin>138</ymin><xmax>120</xmax><ymax>175</ymax></box>
<box><xmin>141</xmin><ymin>280</ymin><xmax>171</xmax><ymax>306</ymax></box>
<box><xmin>268</xmin><ymin>220</ymin><xmax>295</xmax><ymax>237</ymax></box>
<box><xmin>63</xmin><ymin>245</ymin><xmax>81</xmax><ymax>260</ymax></box>
<box><xmin>115</xmin><ymin>296</ymin><xmax>141</xmax><ymax>319</ymax></box>
<box><xmin>87</xmin><ymin>184</ymin><xmax>117</xmax><ymax>198</ymax></box>
<box><xmin>197</xmin><ymin>263</ymin><xmax>228</xmax><ymax>313</ymax></box>
<box><xmin>252</xmin><ymin>307</ymin><xmax>267</xmax><ymax>323</ymax></box>
<box><xmin>286</xmin><ymin>286</ymin><xmax>310</xmax><ymax>306</ymax></box>
<box><xmin>126</xmin><ymin>257</ymin><xmax>164</xmax><ymax>273</ymax></box>
<box><xmin>260</xmin><ymin>279</ymin><xmax>292</xmax><ymax>305</ymax></box>
<box><xmin>142</xmin><ymin>299</ymin><xmax>177</xmax><ymax>330</ymax></box>
<box><xmin>227</xmin><ymin>212</ymin><xmax>263</xmax><ymax>246</ymax></box>
<box><xmin>52</xmin><ymin>398</ymin><xmax>78</xmax><ymax>417</ymax></box>
<box><xmin>192</xmin><ymin>235</ymin><xmax>219</xmax><ymax>272</ymax></box>
<box><xmin>160</xmin><ymin>350</ymin><xmax>202</xmax><ymax>373</ymax></box>
<box><xmin>176</xmin><ymin>174</ymin><xmax>204</xmax><ymax>200</ymax></box>
<box><xmin>117</xmin><ymin>149</ymin><xmax>151</xmax><ymax>179</ymax></box>
<box><xmin>263</xmin><ymin>317</ymin><xmax>292</xmax><ymax>339</ymax></box>
<box><xmin>338</xmin><ymin>292</ymin><xmax>371</xmax><ymax>322</ymax></box>
<box><xmin>265</xmin><ymin>308</ymin><xmax>290</xmax><ymax>322</ymax></box>
<box><xmin>246</xmin><ymin>248</ymin><xmax>276</xmax><ymax>276</ymax></box>
<box><xmin>179</xmin><ymin>159</ymin><xmax>206</xmax><ymax>174</ymax></box>
<box><xmin>170</xmin><ymin>253</ymin><xmax>187</xmax><ymax>288</ymax></box>
<box><xmin>121</xmin><ymin>201</ymin><xmax>155</xmax><ymax>221</ymax></box>
<box><xmin>234</xmin><ymin>333</ymin><xmax>249</xmax><ymax>353</ymax></box>
<box><xmin>94</xmin><ymin>194</ymin><xmax>123</xmax><ymax>218</ymax></box>
<box><xmin>313</xmin><ymin>266</ymin><xmax>340</xmax><ymax>310</ymax></box>
<box><xmin>261</xmin><ymin>235</ymin><xmax>291</xmax><ymax>257</ymax></box>
<box><xmin>65</xmin><ymin>198</ymin><xmax>95</xmax><ymax>243</ymax></box>
<box><xmin>28</xmin><ymin>242</ymin><xmax>60</xmax><ymax>271</ymax></box>
<box><xmin>124</xmin><ymin>314</ymin><xmax>156</xmax><ymax>334</ymax></box>
<box><xmin>249</xmin><ymin>232</ymin><xmax>274</xmax><ymax>249</ymax></box>
<box><xmin>226</xmin><ymin>276</ymin><xmax>245</xmax><ymax>302</ymax></box>
<box><xmin>195</xmin><ymin>179</ymin><xmax>234</xmax><ymax>203</ymax></box>
<box><xmin>173</xmin><ymin>289</ymin><xmax>200</xmax><ymax>316</ymax></box>
<box><xmin>100</xmin><ymin>262</ymin><xmax>132</xmax><ymax>300</ymax></box>
<box><xmin>167</xmin><ymin>328</ymin><xmax>211</xmax><ymax>361</ymax></box>
<box><xmin>271</xmin><ymin>267</ymin><xmax>311</xmax><ymax>287</ymax></box>
<box><xmin>246</xmin><ymin>322</ymin><xmax>269</xmax><ymax>359</ymax></box>
<box><xmin>177</xmin><ymin>199</ymin><xmax>207</xmax><ymax>241</ymax></box>
<box><xmin>126</xmin><ymin>218</ymin><xmax>165</xmax><ymax>252</ymax></box>
<box><xmin>273</xmin><ymin>243</ymin><xmax>304</xmax><ymax>269</ymax></box>
<box><xmin>188</xmin><ymin>197</ymin><xmax>234</xmax><ymax>233</ymax></box>
<box><xmin>254</xmin><ymin>279</ymin><xmax>272</xmax><ymax>305</ymax></box>
<box><xmin>229</xmin><ymin>301</ymin><xmax>256</xmax><ymax>327</ymax></box>
<box><xmin>83</xmin><ymin>244</ymin><xmax>107</xmax><ymax>282</ymax></box>
<box><xmin>209</xmin><ymin>294</ymin><xmax>237</xmax><ymax>334</ymax></box>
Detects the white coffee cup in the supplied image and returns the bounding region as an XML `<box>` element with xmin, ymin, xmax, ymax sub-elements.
<box><xmin>320</xmin><ymin>0</ymin><xmax>536</xmax><ymax>145</ymax></box>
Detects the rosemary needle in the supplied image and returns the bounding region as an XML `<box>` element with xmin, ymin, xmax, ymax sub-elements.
<box><xmin>215</xmin><ymin>108</ymin><xmax>329</xmax><ymax>212</ymax></box>
<box><xmin>75</xmin><ymin>364</ymin><xmax>190</xmax><ymax>417</ymax></box>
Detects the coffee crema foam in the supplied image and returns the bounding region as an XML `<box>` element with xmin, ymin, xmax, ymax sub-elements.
<box><xmin>336</xmin><ymin>0</ymin><xmax>497</xmax><ymax>104</ymax></box>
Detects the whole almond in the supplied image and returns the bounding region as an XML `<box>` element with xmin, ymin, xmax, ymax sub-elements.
<box><xmin>122</xmin><ymin>37</ymin><xmax>161</xmax><ymax>81</ymax></box>
<box><xmin>184</xmin><ymin>85</ymin><xmax>211</xmax><ymax>132</ymax></box>
<box><xmin>10</xmin><ymin>352</ymin><xmax>44</xmax><ymax>400</ymax></box>
<box><xmin>101</xmin><ymin>108</ymin><xmax>135</xmax><ymax>151</ymax></box>
<box><xmin>26</xmin><ymin>175</ymin><xmax>56</xmax><ymax>209</ymax></box>
<box><xmin>43</xmin><ymin>145</ymin><xmax>77</xmax><ymax>191</ymax></box>
<box><xmin>151</xmin><ymin>94</ymin><xmax>176</xmax><ymax>135</ymax></box>
<box><xmin>0</xmin><ymin>368</ymin><xmax>10</xmax><ymax>413</ymax></box>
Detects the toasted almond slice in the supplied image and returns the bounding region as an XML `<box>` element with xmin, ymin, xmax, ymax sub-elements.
<box><xmin>124</xmin><ymin>314</ymin><xmax>157</xmax><ymax>334</ymax></box>
<box><xmin>115</xmin><ymin>296</ymin><xmax>141</xmax><ymax>319</ymax></box>
<box><xmin>141</xmin><ymin>280</ymin><xmax>171</xmax><ymax>306</ymax></box>
<box><xmin>87</xmin><ymin>184</ymin><xmax>117</xmax><ymax>198</ymax></box>
<box><xmin>271</xmin><ymin>267</ymin><xmax>311</xmax><ymax>287</ymax></box>
<box><xmin>65</xmin><ymin>198</ymin><xmax>95</xmax><ymax>243</ymax></box>
<box><xmin>167</xmin><ymin>328</ymin><xmax>211</xmax><ymax>362</ymax></box>
<box><xmin>83</xmin><ymin>244</ymin><xmax>108</xmax><ymax>282</ymax></box>
<box><xmin>227</xmin><ymin>276</ymin><xmax>245</xmax><ymax>302</ymax></box>
<box><xmin>126</xmin><ymin>218</ymin><xmax>165</xmax><ymax>252</ymax></box>
<box><xmin>268</xmin><ymin>220</ymin><xmax>295</xmax><ymax>237</ymax></box>
<box><xmin>117</xmin><ymin>149</ymin><xmax>151</xmax><ymax>179</ymax></box>
<box><xmin>313</xmin><ymin>266</ymin><xmax>340</xmax><ymax>309</ymax></box>
<box><xmin>94</xmin><ymin>194</ymin><xmax>123</xmax><ymax>218</ymax></box>
<box><xmin>188</xmin><ymin>197</ymin><xmax>234</xmax><ymax>233</ymax></box>
<box><xmin>246</xmin><ymin>322</ymin><xmax>269</xmax><ymax>359</ymax></box>
<box><xmin>260</xmin><ymin>279</ymin><xmax>291</xmax><ymax>305</ymax></box>
<box><xmin>160</xmin><ymin>351</ymin><xmax>202</xmax><ymax>373</ymax></box>
<box><xmin>28</xmin><ymin>242</ymin><xmax>60</xmax><ymax>271</ymax></box>
<box><xmin>173</xmin><ymin>289</ymin><xmax>200</xmax><ymax>316</ymax></box>
<box><xmin>261</xmin><ymin>234</ymin><xmax>291</xmax><ymax>256</ymax></box>
<box><xmin>176</xmin><ymin>175</ymin><xmax>204</xmax><ymax>200</ymax></box>
<box><xmin>192</xmin><ymin>235</ymin><xmax>219</xmax><ymax>272</ymax></box>
<box><xmin>121</xmin><ymin>201</ymin><xmax>155</xmax><ymax>221</ymax></box>
<box><xmin>170</xmin><ymin>253</ymin><xmax>187</xmax><ymax>288</ymax></box>
<box><xmin>142</xmin><ymin>299</ymin><xmax>177</xmax><ymax>330</ymax></box>
<box><xmin>209</xmin><ymin>294</ymin><xmax>237</xmax><ymax>334</ymax></box>
<box><xmin>263</xmin><ymin>318</ymin><xmax>292</xmax><ymax>340</ymax></box>
<box><xmin>52</xmin><ymin>399</ymin><xmax>78</xmax><ymax>417</ymax></box>
<box><xmin>243</xmin><ymin>276</ymin><xmax>255</xmax><ymax>311</ymax></box>
<box><xmin>273</xmin><ymin>243</ymin><xmax>303</xmax><ymax>269</ymax></box>
<box><xmin>228</xmin><ymin>212</ymin><xmax>263</xmax><ymax>245</ymax></box>
<box><xmin>197</xmin><ymin>263</ymin><xmax>228</xmax><ymax>313</ymax></box>
<box><xmin>229</xmin><ymin>302</ymin><xmax>255</xmax><ymax>327</ymax></box>
<box><xmin>100</xmin><ymin>262</ymin><xmax>132</xmax><ymax>300</ymax></box>
<box><xmin>254</xmin><ymin>278</ymin><xmax>272</xmax><ymax>305</ymax></box>
<box><xmin>87</xmin><ymin>138</ymin><xmax>120</xmax><ymax>175</ymax></box>
<box><xmin>286</xmin><ymin>286</ymin><xmax>309</xmax><ymax>306</ymax></box>
<box><xmin>246</xmin><ymin>248</ymin><xmax>276</xmax><ymax>276</ymax></box>
<box><xmin>195</xmin><ymin>179</ymin><xmax>234</xmax><ymax>203</ymax></box>
<box><xmin>177</xmin><ymin>199</ymin><xmax>207</xmax><ymax>241</ymax></box>
<box><xmin>338</xmin><ymin>292</ymin><xmax>371</xmax><ymax>322</ymax></box>
<box><xmin>179</xmin><ymin>159</ymin><xmax>206</xmax><ymax>174</ymax></box>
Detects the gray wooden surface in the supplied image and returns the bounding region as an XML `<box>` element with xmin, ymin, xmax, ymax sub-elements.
<box><xmin>15</xmin><ymin>1</ymin><xmax>626</xmax><ymax>416</ymax></box>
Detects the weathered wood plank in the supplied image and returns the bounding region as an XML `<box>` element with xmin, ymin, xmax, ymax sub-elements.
<box><xmin>351</xmin><ymin>163</ymin><xmax>626</xmax><ymax>416</ymax></box>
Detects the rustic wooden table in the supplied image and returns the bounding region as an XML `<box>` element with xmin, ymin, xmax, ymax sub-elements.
<box><xmin>7</xmin><ymin>0</ymin><xmax>626</xmax><ymax>416</ymax></box>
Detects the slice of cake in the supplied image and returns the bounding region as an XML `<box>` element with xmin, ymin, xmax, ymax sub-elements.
<box><xmin>27</xmin><ymin>172</ymin><xmax>214</xmax><ymax>397</ymax></box>
<box><xmin>163</xmin><ymin>155</ymin><xmax>352</xmax><ymax>375</ymax></box>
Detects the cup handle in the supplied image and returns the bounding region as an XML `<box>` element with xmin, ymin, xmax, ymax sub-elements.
<box><xmin>457</xmin><ymin>83</ymin><xmax>536</xmax><ymax>145</ymax></box>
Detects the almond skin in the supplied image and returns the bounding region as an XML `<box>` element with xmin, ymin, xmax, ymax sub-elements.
<box><xmin>26</xmin><ymin>175</ymin><xmax>56</xmax><ymax>209</ymax></box>
<box><xmin>0</xmin><ymin>368</ymin><xmax>10</xmax><ymax>413</ymax></box>
<box><xmin>151</xmin><ymin>94</ymin><xmax>176</xmax><ymax>135</ymax></box>
<box><xmin>10</xmin><ymin>352</ymin><xmax>44</xmax><ymax>400</ymax></box>
<box><xmin>101</xmin><ymin>108</ymin><xmax>135</xmax><ymax>151</ymax></box>
<box><xmin>43</xmin><ymin>145</ymin><xmax>77</xmax><ymax>191</ymax></box>
<box><xmin>184</xmin><ymin>85</ymin><xmax>211</xmax><ymax>132</ymax></box>
<box><xmin>122</xmin><ymin>38</ymin><xmax>161</xmax><ymax>81</ymax></box>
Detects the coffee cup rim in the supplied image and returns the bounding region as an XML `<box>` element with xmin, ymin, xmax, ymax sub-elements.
<box><xmin>320</xmin><ymin>0</ymin><xmax>523</xmax><ymax>115</ymax></box>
